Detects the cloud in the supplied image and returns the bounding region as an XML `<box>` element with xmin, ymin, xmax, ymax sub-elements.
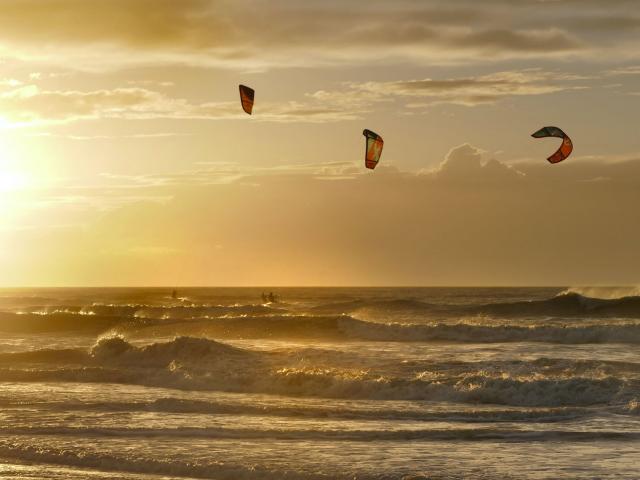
<box><xmin>447</xmin><ymin>28</ymin><xmax>579</xmax><ymax>53</ymax></box>
<box><xmin>514</xmin><ymin>156</ymin><xmax>640</xmax><ymax>186</ymax></box>
<box><xmin>6</xmin><ymin>146</ymin><xmax>640</xmax><ymax>285</ymax></box>
<box><xmin>0</xmin><ymin>0</ymin><xmax>629</xmax><ymax>70</ymax></box>
<box><xmin>4</xmin><ymin>159</ymin><xmax>367</xmax><ymax>224</ymax></box>
<box><xmin>0</xmin><ymin>85</ymin><xmax>362</xmax><ymax>126</ymax></box>
<box><xmin>0</xmin><ymin>78</ymin><xmax>23</xmax><ymax>87</ymax></box>
<box><xmin>327</xmin><ymin>69</ymin><xmax>585</xmax><ymax>110</ymax></box>
<box><xmin>0</xmin><ymin>0</ymin><xmax>227</xmax><ymax>49</ymax></box>
<box><xmin>0</xmin><ymin>67</ymin><xmax>597</xmax><ymax>127</ymax></box>
<box><xmin>10</xmin><ymin>148</ymin><xmax>640</xmax><ymax>285</ymax></box>
<box><xmin>430</xmin><ymin>144</ymin><xmax>524</xmax><ymax>181</ymax></box>
<box><xmin>607</xmin><ymin>66</ymin><xmax>640</xmax><ymax>76</ymax></box>
<box><xmin>26</xmin><ymin>145</ymin><xmax>640</xmax><ymax>221</ymax></box>
<box><xmin>0</xmin><ymin>86</ymin><xmax>165</xmax><ymax>124</ymax></box>
<box><xmin>571</xmin><ymin>15</ymin><xmax>640</xmax><ymax>32</ymax></box>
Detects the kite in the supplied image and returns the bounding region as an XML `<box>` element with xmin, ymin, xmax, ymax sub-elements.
<box><xmin>531</xmin><ymin>126</ymin><xmax>573</xmax><ymax>164</ymax></box>
<box><xmin>363</xmin><ymin>129</ymin><xmax>383</xmax><ymax>169</ymax></box>
<box><xmin>239</xmin><ymin>85</ymin><xmax>255</xmax><ymax>115</ymax></box>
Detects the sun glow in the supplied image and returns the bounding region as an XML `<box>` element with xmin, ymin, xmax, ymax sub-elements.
<box><xmin>0</xmin><ymin>138</ymin><xmax>31</xmax><ymax>219</ymax></box>
<box><xmin>0</xmin><ymin>170</ymin><xmax>28</xmax><ymax>192</ymax></box>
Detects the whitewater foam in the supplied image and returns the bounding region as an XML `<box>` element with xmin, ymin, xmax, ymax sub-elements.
<box><xmin>0</xmin><ymin>336</ymin><xmax>631</xmax><ymax>406</ymax></box>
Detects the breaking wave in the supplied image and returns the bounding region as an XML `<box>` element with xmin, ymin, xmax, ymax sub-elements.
<box><xmin>559</xmin><ymin>286</ymin><xmax>640</xmax><ymax>300</ymax></box>
<box><xmin>472</xmin><ymin>292</ymin><xmax>640</xmax><ymax>318</ymax></box>
<box><xmin>4</xmin><ymin>292</ymin><xmax>640</xmax><ymax>339</ymax></box>
<box><xmin>310</xmin><ymin>293</ymin><xmax>640</xmax><ymax>319</ymax></box>
<box><xmin>112</xmin><ymin>314</ymin><xmax>640</xmax><ymax>344</ymax></box>
<box><xmin>0</xmin><ymin>337</ymin><xmax>631</xmax><ymax>407</ymax></box>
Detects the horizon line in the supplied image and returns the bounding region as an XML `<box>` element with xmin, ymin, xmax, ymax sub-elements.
<box><xmin>0</xmin><ymin>285</ymin><xmax>625</xmax><ymax>289</ymax></box>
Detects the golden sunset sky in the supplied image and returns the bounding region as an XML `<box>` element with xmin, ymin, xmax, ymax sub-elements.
<box><xmin>0</xmin><ymin>0</ymin><xmax>639</xmax><ymax>286</ymax></box>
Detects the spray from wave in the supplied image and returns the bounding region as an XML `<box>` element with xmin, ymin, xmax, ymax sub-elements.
<box><xmin>558</xmin><ymin>286</ymin><xmax>640</xmax><ymax>300</ymax></box>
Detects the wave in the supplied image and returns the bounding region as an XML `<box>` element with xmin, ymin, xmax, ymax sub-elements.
<box><xmin>1</xmin><ymin>425</ymin><xmax>637</xmax><ymax>442</ymax></box>
<box><xmin>0</xmin><ymin>311</ymin><xmax>126</xmax><ymax>333</ymax></box>
<box><xmin>0</xmin><ymin>295</ymin><xmax>57</xmax><ymax>306</ymax></box>
<box><xmin>308</xmin><ymin>293</ymin><xmax>640</xmax><ymax>319</ymax></box>
<box><xmin>270</xmin><ymin>368</ymin><xmax>625</xmax><ymax>406</ymax></box>
<box><xmin>342</xmin><ymin>317</ymin><xmax>640</xmax><ymax>344</ymax></box>
<box><xmin>4</xmin><ymin>292</ymin><xmax>640</xmax><ymax>338</ymax></box>
<box><xmin>0</xmin><ymin>395</ymin><xmax>592</xmax><ymax>423</ymax></box>
<box><xmin>310</xmin><ymin>299</ymin><xmax>439</xmax><ymax>315</ymax></box>
<box><xmin>0</xmin><ymin>337</ymin><xmax>630</xmax><ymax>406</ymax></box>
<box><xmin>115</xmin><ymin>314</ymin><xmax>358</xmax><ymax>340</ymax></box>
<box><xmin>0</xmin><ymin>347</ymin><xmax>88</xmax><ymax>364</ymax></box>
<box><xmin>131</xmin><ymin>398</ymin><xmax>594</xmax><ymax>422</ymax></box>
<box><xmin>0</xmin><ymin>366</ymin><xmax>625</xmax><ymax>406</ymax></box>
<box><xmin>90</xmin><ymin>335</ymin><xmax>254</xmax><ymax>367</ymax></box>
<box><xmin>560</xmin><ymin>286</ymin><xmax>640</xmax><ymax>300</ymax></box>
<box><xmin>130</xmin><ymin>304</ymin><xmax>286</xmax><ymax>319</ymax></box>
<box><xmin>471</xmin><ymin>292</ymin><xmax>640</xmax><ymax>318</ymax></box>
<box><xmin>112</xmin><ymin>313</ymin><xmax>640</xmax><ymax>344</ymax></box>
<box><xmin>0</xmin><ymin>303</ymin><xmax>287</xmax><ymax>333</ymax></box>
<box><xmin>8</xmin><ymin>307</ymin><xmax>640</xmax><ymax>343</ymax></box>
<box><xmin>0</xmin><ymin>442</ymin><xmax>332</xmax><ymax>480</ymax></box>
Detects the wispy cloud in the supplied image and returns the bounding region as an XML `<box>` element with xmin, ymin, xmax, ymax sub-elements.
<box><xmin>314</xmin><ymin>70</ymin><xmax>587</xmax><ymax>112</ymax></box>
<box><xmin>0</xmin><ymin>85</ymin><xmax>362</xmax><ymax>126</ymax></box>
<box><xmin>0</xmin><ymin>67</ymin><xmax>591</xmax><ymax>127</ymax></box>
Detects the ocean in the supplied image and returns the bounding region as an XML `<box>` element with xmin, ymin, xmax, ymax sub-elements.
<box><xmin>0</xmin><ymin>287</ymin><xmax>638</xmax><ymax>479</ymax></box>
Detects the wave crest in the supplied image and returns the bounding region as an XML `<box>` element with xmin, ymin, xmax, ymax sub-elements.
<box><xmin>559</xmin><ymin>287</ymin><xmax>640</xmax><ymax>300</ymax></box>
<box><xmin>0</xmin><ymin>337</ymin><xmax>631</xmax><ymax>406</ymax></box>
<box><xmin>119</xmin><ymin>314</ymin><xmax>640</xmax><ymax>344</ymax></box>
<box><xmin>90</xmin><ymin>335</ymin><xmax>252</xmax><ymax>367</ymax></box>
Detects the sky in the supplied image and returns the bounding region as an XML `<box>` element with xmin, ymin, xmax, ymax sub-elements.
<box><xmin>0</xmin><ymin>0</ymin><xmax>639</xmax><ymax>286</ymax></box>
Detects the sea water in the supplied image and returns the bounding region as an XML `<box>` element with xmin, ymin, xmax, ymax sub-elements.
<box><xmin>0</xmin><ymin>287</ymin><xmax>638</xmax><ymax>479</ymax></box>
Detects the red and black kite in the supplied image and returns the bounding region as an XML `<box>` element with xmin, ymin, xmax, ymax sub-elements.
<box><xmin>363</xmin><ymin>129</ymin><xmax>383</xmax><ymax>169</ymax></box>
<box><xmin>531</xmin><ymin>126</ymin><xmax>573</xmax><ymax>164</ymax></box>
<box><xmin>239</xmin><ymin>85</ymin><xmax>255</xmax><ymax>115</ymax></box>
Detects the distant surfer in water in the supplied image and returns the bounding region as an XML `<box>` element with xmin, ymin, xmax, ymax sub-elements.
<box><xmin>262</xmin><ymin>292</ymin><xmax>279</xmax><ymax>303</ymax></box>
<box><xmin>171</xmin><ymin>289</ymin><xmax>178</xmax><ymax>299</ymax></box>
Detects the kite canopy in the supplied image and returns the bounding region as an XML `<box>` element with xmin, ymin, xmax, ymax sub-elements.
<box><xmin>363</xmin><ymin>129</ymin><xmax>384</xmax><ymax>169</ymax></box>
<box><xmin>239</xmin><ymin>85</ymin><xmax>255</xmax><ymax>115</ymax></box>
<box><xmin>531</xmin><ymin>126</ymin><xmax>573</xmax><ymax>164</ymax></box>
